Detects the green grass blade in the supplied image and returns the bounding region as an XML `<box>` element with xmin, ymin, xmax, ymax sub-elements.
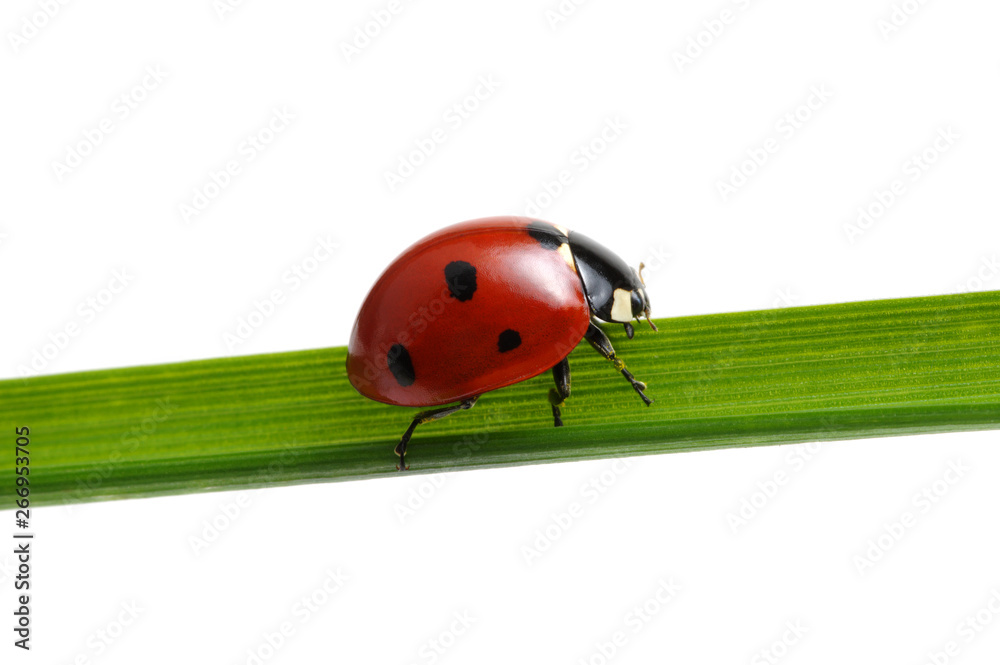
<box><xmin>3</xmin><ymin>290</ymin><xmax>1000</xmax><ymax>508</ymax></box>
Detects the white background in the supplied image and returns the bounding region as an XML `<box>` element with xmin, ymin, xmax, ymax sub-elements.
<box><xmin>3</xmin><ymin>0</ymin><xmax>1000</xmax><ymax>663</ymax></box>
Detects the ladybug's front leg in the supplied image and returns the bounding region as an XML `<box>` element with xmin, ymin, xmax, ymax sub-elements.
<box><xmin>394</xmin><ymin>396</ymin><xmax>479</xmax><ymax>471</ymax></box>
<box><xmin>548</xmin><ymin>356</ymin><xmax>571</xmax><ymax>427</ymax></box>
<box><xmin>584</xmin><ymin>320</ymin><xmax>653</xmax><ymax>406</ymax></box>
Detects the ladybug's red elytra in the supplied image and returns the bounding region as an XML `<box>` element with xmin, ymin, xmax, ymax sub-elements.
<box><xmin>346</xmin><ymin>216</ymin><xmax>657</xmax><ymax>470</ymax></box>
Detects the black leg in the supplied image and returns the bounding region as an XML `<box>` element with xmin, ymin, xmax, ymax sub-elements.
<box><xmin>394</xmin><ymin>396</ymin><xmax>479</xmax><ymax>471</ymax></box>
<box><xmin>548</xmin><ymin>356</ymin><xmax>571</xmax><ymax>427</ymax></box>
<box><xmin>584</xmin><ymin>320</ymin><xmax>652</xmax><ymax>406</ymax></box>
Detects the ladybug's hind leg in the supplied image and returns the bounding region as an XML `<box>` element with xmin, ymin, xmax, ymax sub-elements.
<box><xmin>584</xmin><ymin>319</ymin><xmax>653</xmax><ymax>406</ymax></box>
<box><xmin>394</xmin><ymin>396</ymin><xmax>479</xmax><ymax>471</ymax></box>
<box><xmin>548</xmin><ymin>356</ymin><xmax>571</xmax><ymax>427</ymax></box>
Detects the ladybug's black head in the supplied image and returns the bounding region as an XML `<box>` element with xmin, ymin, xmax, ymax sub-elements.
<box><xmin>568</xmin><ymin>231</ymin><xmax>658</xmax><ymax>339</ymax></box>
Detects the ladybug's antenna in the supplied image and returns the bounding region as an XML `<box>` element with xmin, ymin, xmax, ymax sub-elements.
<box><xmin>637</xmin><ymin>262</ymin><xmax>658</xmax><ymax>332</ymax></box>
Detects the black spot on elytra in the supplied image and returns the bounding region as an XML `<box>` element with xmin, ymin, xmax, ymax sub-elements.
<box><xmin>387</xmin><ymin>344</ymin><xmax>415</xmax><ymax>387</ymax></box>
<box><xmin>444</xmin><ymin>261</ymin><xmax>477</xmax><ymax>301</ymax></box>
<box><xmin>526</xmin><ymin>220</ymin><xmax>569</xmax><ymax>250</ymax></box>
<box><xmin>497</xmin><ymin>329</ymin><xmax>522</xmax><ymax>353</ymax></box>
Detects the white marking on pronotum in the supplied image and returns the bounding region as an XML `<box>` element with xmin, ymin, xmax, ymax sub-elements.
<box><xmin>557</xmin><ymin>243</ymin><xmax>576</xmax><ymax>271</ymax></box>
<box><xmin>553</xmin><ymin>223</ymin><xmax>570</xmax><ymax>236</ymax></box>
<box><xmin>611</xmin><ymin>288</ymin><xmax>633</xmax><ymax>322</ymax></box>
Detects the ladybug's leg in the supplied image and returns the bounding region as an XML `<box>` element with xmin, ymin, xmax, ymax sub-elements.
<box><xmin>584</xmin><ymin>320</ymin><xmax>653</xmax><ymax>406</ymax></box>
<box><xmin>393</xmin><ymin>396</ymin><xmax>479</xmax><ymax>471</ymax></box>
<box><xmin>548</xmin><ymin>357</ymin><xmax>571</xmax><ymax>427</ymax></box>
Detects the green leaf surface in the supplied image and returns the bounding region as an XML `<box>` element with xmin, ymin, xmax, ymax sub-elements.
<box><xmin>3</xmin><ymin>290</ymin><xmax>999</xmax><ymax>508</ymax></box>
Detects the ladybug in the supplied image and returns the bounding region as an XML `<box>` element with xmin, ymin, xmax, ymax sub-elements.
<box><xmin>346</xmin><ymin>216</ymin><xmax>657</xmax><ymax>470</ymax></box>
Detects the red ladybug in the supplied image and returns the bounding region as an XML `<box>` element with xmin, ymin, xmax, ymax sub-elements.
<box><xmin>347</xmin><ymin>216</ymin><xmax>657</xmax><ymax>470</ymax></box>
